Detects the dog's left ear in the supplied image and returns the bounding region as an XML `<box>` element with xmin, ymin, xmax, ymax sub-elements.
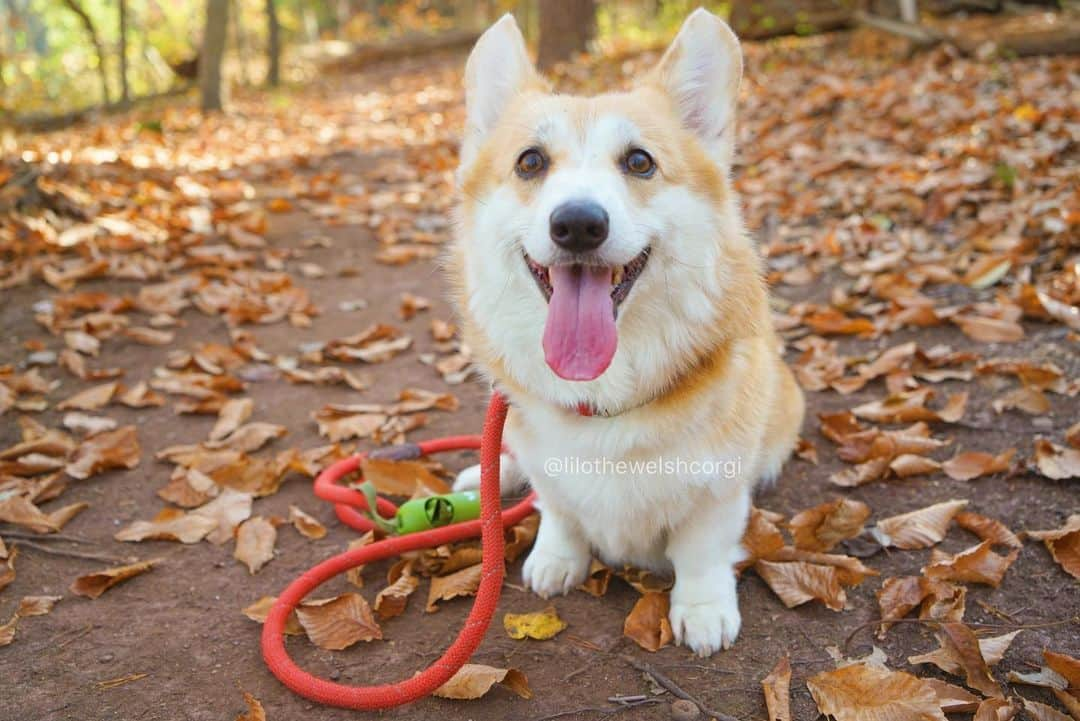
<box><xmin>461</xmin><ymin>14</ymin><xmax>543</xmax><ymax>167</ymax></box>
<box><xmin>646</xmin><ymin>8</ymin><xmax>743</xmax><ymax>161</ymax></box>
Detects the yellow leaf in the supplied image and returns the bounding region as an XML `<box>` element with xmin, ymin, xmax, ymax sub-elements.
<box><xmin>503</xmin><ymin>606</ymin><xmax>567</xmax><ymax>640</ymax></box>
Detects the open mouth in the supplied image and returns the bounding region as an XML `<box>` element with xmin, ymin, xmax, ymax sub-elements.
<box><xmin>524</xmin><ymin>248</ymin><xmax>650</xmax><ymax>312</ymax></box>
<box><xmin>525</xmin><ymin>248</ymin><xmax>650</xmax><ymax>382</ymax></box>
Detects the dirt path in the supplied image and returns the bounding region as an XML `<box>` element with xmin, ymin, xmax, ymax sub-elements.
<box><xmin>2</xmin><ymin>43</ymin><xmax>1078</xmax><ymax>721</ymax></box>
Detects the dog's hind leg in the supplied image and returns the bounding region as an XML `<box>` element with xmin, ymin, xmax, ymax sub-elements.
<box><xmin>452</xmin><ymin>454</ymin><xmax>529</xmax><ymax>495</ymax></box>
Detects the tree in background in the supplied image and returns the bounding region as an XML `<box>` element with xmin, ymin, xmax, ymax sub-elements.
<box><xmin>118</xmin><ymin>0</ymin><xmax>129</xmax><ymax>106</ymax></box>
<box><xmin>60</xmin><ymin>0</ymin><xmax>110</xmax><ymax>106</ymax></box>
<box><xmin>537</xmin><ymin>0</ymin><xmax>597</xmax><ymax>69</ymax></box>
<box><xmin>200</xmin><ymin>0</ymin><xmax>229</xmax><ymax>111</ymax></box>
<box><xmin>266</xmin><ymin>0</ymin><xmax>281</xmax><ymax>86</ymax></box>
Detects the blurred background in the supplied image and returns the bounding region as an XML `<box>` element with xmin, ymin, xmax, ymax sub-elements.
<box><xmin>1</xmin><ymin>0</ymin><xmax>1076</xmax><ymax>125</ymax></box>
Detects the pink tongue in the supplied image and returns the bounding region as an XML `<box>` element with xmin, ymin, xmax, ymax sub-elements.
<box><xmin>543</xmin><ymin>265</ymin><xmax>617</xmax><ymax>381</ymax></box>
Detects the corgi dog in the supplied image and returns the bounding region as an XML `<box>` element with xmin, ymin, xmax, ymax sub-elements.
<box><xmin>448</xmin><ymin>8</ymin><xmax>805</xmax><ymax>656</ymax></box>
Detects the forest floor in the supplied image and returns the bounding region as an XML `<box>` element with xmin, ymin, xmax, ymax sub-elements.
<box><xmin>1</xmin><ymin>32</ymin><xmax>1078</xmax><ymax>721</ymax></box>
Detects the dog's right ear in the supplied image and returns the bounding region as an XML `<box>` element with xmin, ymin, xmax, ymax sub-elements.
<box><xmin>461</xmin><ymin>14</ymin><xmax>542</xmax><ymax>167</ymax></box>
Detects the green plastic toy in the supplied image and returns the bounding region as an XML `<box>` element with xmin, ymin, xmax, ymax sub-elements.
<box><xmin>356</xmin><ymin>481</ymin><xmax>481</xmax><ymax>535</ymax></box>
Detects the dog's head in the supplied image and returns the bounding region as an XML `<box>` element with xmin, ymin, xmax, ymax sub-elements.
<box><xmin>452</xmin><ymin>9</ymin><xmax>767</xmax><ymax>409</ymax></box>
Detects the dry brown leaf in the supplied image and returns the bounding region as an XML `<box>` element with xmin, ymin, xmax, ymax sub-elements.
<box><xmin>1033</xmin><ymin>440</ymin><xmax>1080</xmax><ymax>480</ymax></box>
<box><xmin>1022</xmin><ymin>699</ymin><xmax>1072</xmax><ymax>721</ymax></box>
<box><xmin>504</xmin><ymin>513</ymin><xmax>539</xmax><ymax>563</ymax></box>
<box><xmin>70</xmin><ymin>559</ymin><xmax>158</xmax><ymax>598</ymax></box>
<box><xmin>922</xmin><ymin>678</ymin><xmax>981</xmax><ymax>713</ymax></box>
<box><xmin>973</xmin><ymin>698</ymin><xmax>1018</xmax><ymax>721</ymax></box>
<box><xmin>241</xmin><ymin>596</ymin><xmax>302</xmax><ymax>635</ymax></box>
<box><xmin>1044</xmin><ymin>650</ymin><xmax>1080</xmax><ymax>690</ymax></box>
<box><xmin>803</xmin><ymin>308</ymin><xmax>876</xmax><ymax>336</ymax></box>
<box><xmin>295</xmin><ymin>593</ymin><xmax>382</xmax><ymax>650</ymax></box>
<box><xmin>0</xmin><ymin>495</ymin><xmax>58</xmax><ymax>533</ymax></box>
<box><xmin>853</xmin><ymin>389</ymin><xmax>967</xmax><ymax>424</ymax></box>
<box><xmin>374</xmin><ymin>565</ymin><xmax>419</xmax><ymax>620</ymax></box>
<box><xmin>235</xmin><ymin>691</ymin><xmax>266</xmax><ymax>721</ymax></box>
<box><xmin>0</xmin><ymin>614</ymin><xmax>18</xmax><ymax>646</ymax></box>
<box><xmin>954</xmin><ymin>315</ymin><xmax>1024</xmax><ymax>343</ymax></box>
<box><xmin>889</xmin><ymin>453</ymin><xmax>942</xmax><ymax>478</ymax></box>
<box><xmin>943</xmin><ymin>449</ymin><xmax>1016</xmax><ymax>481</ymax></box>
<box><xmin>115</xmin><ymin>507</ymin><xmax>218</xmax><ymax>544</ymax></box>
<box><xmin>762</xmin><ymin>655</ymin><xmax>792</xmax><ymax>721</ymax></box>
<box><xmin>741</xmin><ymin>506</ymin><xmax>787</xmax><ymax>565</ymax></box>
<box><xmin>116</xmin><ymin>381</ymin><xmax>165</xmax><ymax>408</ymax></box>
<box><xmin>16</xmin><ymin>595</ymin><xmax>62</xmax><ymax>617</ymax></box>
<box><xmin>234</xmin><ymin>516</ymin><xmax>276</xmax><ymax>574</ymax></box>
<box><xmin>57</xmin><ymin>381</ymin><xmax>118</xmax><ymax>411</ymax></box>
<box><xmin>48</xmin><ymin>501</ymin><xmax>88</xmax><ymax>530</ymax></box>
<box><xmin>66</xmin><ymin>425</ymin><xmax>141</xmax><ymax>480</ymax></box>
<box><xmin>579</xmin><ymin>558</ymin><xmax>613</xmax><ymax>597</ymax></box>
<box><xmin>205</xmin><ymin>423</ymin><xmax>287</xmax><ymax>453</ymax></box>
<box><xmin>806</xmin><ymin>663</ymin><xmax>948</xmax><ymax>721</ymax></box>
<box><xmin>993</xmin><ymin>386</ymin><xmax>1050</xmax><ymax>415</ymax></box>
<box><xmin>123</xmin><ymin>326</ymin><xmax>174</xmax><ymax>346</ymax></box>
<box><xmin>0</xmin><ymin>546</ymin><xmax>19</xmax><ymax>593</ymax></box>
<box><xmin>433</xmin><ymin>663</ymin><xmax>532</xmax><ymax>700</ymax></box>
<box><xmin>765</xmin><ymin>548</ymin><xmax>878</xmax><ymax>586</ymax></box>
<box><xmin>789</xmin><ymin>498</ymin><xmax>871</xmax><ymax>552</ymax></box>
<box><xmin>1026</xmin><ymin>515</ymin><xmax>1080</xmax><ymax>580</ymax></box>
<box><xmin>909</xmin><ymin>627</ymin><xmax>1018</xmax><ymax>688</ymax></box>
<box><xmin>426</xmin><ymin>563</ymin><xmax>483</xmax><ymax>612</ymax></box>
<box><xmin>210</xmin><ymin>397</ymin><xmax>254</xmax><ymax>441</ymax></box>
<box><xmin>923</xmin><ymin>542</ymin><xmax>1018</xmax><ymax>587</ymax></box>
<box><xmin>876</xmin><ymin>576</ymin><xmax>928</xmax><ymax>636</ymax></box>
<box><xmin>871</xmin><ymin>499</ymin><xmax>968</xmax><ymax>549</ymax></box>
<box><xmin>623</xmin><ymin>591</ymin><xmax>673</xmax><ymax>652</ymax></box>
<box><xmin>829</xmin><ymin>456</ymin><xmax>891</xmax><ymax>488</ymax></box>
<box><xmin>157</xmin><ymin>466</ymin><xmax>219</xmax><ymax>508</ymax></box>
<box><xmin>344</xmin><ymin>531</ymin><xmax>376</xmax><ymax>587</ymax></box>
<box><xmin>755</xmin><ymin>560</ymin><xmax>845</xmax><ymax>611</ymax></box>
<box><xmin>288</xmin><ymin>505</ymin><xmax>326</xmax><ymax>539</ymax></box>
<box><xmin>311</xmin><ymin>409</ymin><xmax>387</xmax><ymax>442</ymax></box>
<box><xmin>955</xmin><ymin>511</ymin><xmax>1022</xmax><ymax>549</ymax></box>
<box><xmin>62</xmin><ymin>411</ymin><xmax>118</xmax><ymax>436</ymax></box>
<box><xmin>359</xmin><ymin>457</ymin><xmax>450</xmax><ymax>496</ymax></box>
<box><xmin>191</xmin><ymin>489</ymin><xmax>254</xmax><ymax>544</ymax></box>
<box><xmin>399</xmin><ymin>292</ymin><xmax>430</xmax><ymax>320</ymax></box>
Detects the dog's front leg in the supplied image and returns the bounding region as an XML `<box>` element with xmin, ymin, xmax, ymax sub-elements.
<box><xmin>666</xmin><ymin>486</ymin><xmax>750</xmax><ymax>657</ymax></box>
<box><xmin>522</xmin><ymin>501</ymin><xmax>591</xmax><ymax>598</ymax></box>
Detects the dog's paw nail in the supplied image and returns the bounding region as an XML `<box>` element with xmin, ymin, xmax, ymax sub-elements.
<box><xmin>522</xmin><ymin>549</ymin><xmax>588</xmax><ymax>599</ymax></box>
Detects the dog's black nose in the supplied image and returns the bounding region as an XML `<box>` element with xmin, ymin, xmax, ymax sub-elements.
<box><xmin>550</xmin><ymin>201</ymin><xmax>609</xmax><ymax>252</ymax></box>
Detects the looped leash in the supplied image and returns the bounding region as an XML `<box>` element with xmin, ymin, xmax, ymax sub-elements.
<box><xmin>261</xmin><ymin>392</ymin><xmax>538</xmax><ymax>709</ymax></box>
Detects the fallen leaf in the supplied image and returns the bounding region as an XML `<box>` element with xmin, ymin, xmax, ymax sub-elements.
<box><xmin>889</xmin><ymin>453</ymin><xmax>942</xmax><ymax>478</ymax></box>
<box><xmin>922</xmin><ymin>678</ymin><xmax>981</xmax><ymax>713</ymax></box>
<box><xmin>0</xmin><ymin>496</ymin><xmax>58</xmax><ymax>533</ymax></box>
<box><xmin>426</xmin><ymin>563</ymin><xmax>483</xmax><ymax>612</ymax></box>
<box><xmin>579</xmin><ymin>558</ymin><xmax>613</xmax><ymax>597</ymax></box>
<box><xmin>234</xmin><ymin>517</ymin><xmax>276</xmax><ymax>574</ymax></box>
<box><xmin>210</xmin><ymin>398</ymin><xmax>254</xmax><ymax>441</ymax></box>
<box><xmin>115</xmin><ymin>507</ymin><xmax>218</xmax><ymax>544</ymax></box>
<box><xmin>288</xmin><ymin>505</ymin><xmax>326</xmax><ymax>539</ymax></box>
<box><xmin>870</xmin><ymin>500</ymin><xmax>968</xmax><ymax>549</ymax></box>
<box><xmin>503</xmin><ymin>606</ymin><xmax>567</xmax><ymax>641</ymax></box>
<box><xmin>909</xmin><ymin>626</ymin><xmax>1017</xmax><ymax>692</ymax></box>
<box><xmin>360</xmin><ymin>457</ymin><xmax>450</xmax><ymax>496</ymax></box>
<box><xmin>504</xmin><ymin>513</ymin><xmax>539</xmax><ymax>562</ymax></box>
<box><xmin>191</xmin><ymin>489</ymin><xmax>254</xmax><ymax>544</ymax></box>
<box><xmin>1022</xmin><ymin>698</ymin><xmax>1072</xmax><ymax>721</ymax></box>
<box><xmin>954</xmin><ymin>315</ymin><xmax>1024</xmax><ymax>343</ymax></box>
<box><xmin>1044</xmin><ymin>650</ymin><xmax>1080</xmax><ymax>689</ymax></box>
<box><xmin>789</xmin><ymin>498</ymin><xmax>871</xmax><ymax>552</ymax></box>
<box><xmin>755</xmin><ymin>560</ymin><xmax>846</xmax><ymax>611</ymax></box>
<box><xmin>1026</xmin><ymin>514</ymin><xmax>1080</xmax><ymax>579</ymax></box>
<box><xmin>742</xmin><ymin>506</ymin><xmax>787</xmax><ymax>564</ymax></box>
<box><xmin>942</xmin><ymin>449</ymin><xmax>1015</xmax><ymax>481</ymax></box>
<box><xmin>955</xmin><ymin>512</ymin><xmax>1021</xmax><ymax>549</ymax></box>
<box><xmin>235</xmin><ymin>691</ymin><xmax>266</xmax><ymax>721</ymax></box>
<box><xmin>1033</xmin><ymin>440</ymin><xmax>1080</xmax><ymax>480</ymax></box>
<box><xmin>295</xmin><ymin>593</ymin><xmax>382</xmax><ymax>650</ymax></box>
<box><xmin>399</xmin><ymin>292</ymin><xmax>430</xmax><ymax>320</ymax></box>
<box><xmin>762</xmin><ymin>655</ymin><xmax>792</xmax><ymax>721</ymax></box>
<box><xmin>16</xmin><ymin>595</ymin><xmax>61</xmax><ymax>617</ymax></box>
<box><xmin>66</xmin><ymin>425</ymin><xmax>141</xmax><ymax>480</ymax></box>
<box><xmin>0</xmin><ymin>547</ymin><xmax>19</xmax><ymax>592</ymax></box>
<box><xmin>62</xmin><ymin>412</ymin><xmax>118</xmax><ymax>436</ymax></box>
<box><xmin>623</xmin><ymin>592</ymin><xmax>673</xmax><ymax>652</ymax></box>
<box><xmin>972</xmin><ymin>698</ymin><xmax>1018</xmax><ymax>721</ymax></box>
<box><xmin>992</xmin><ymin>386</ymin><xmax>1050</xmax><ymax>415</ymax></box>
<box><xmin>344</xmin><ymin>531</ymin><xmax>376</xmax><ymax>587</ymax></box>
<box><xmin>205</xmin><ymin>423</ymin><xmax>287</xmax><ymax>453</ymax></box>
<box><xmin>0</xmin><ymin>614</ymin><xmax>18</xmax><ymax>646</ymax></box>
<box><xmin>433</xmin><ymin>663</ymin><xmax>532</xmax><ymax>700</ymax></box>
<box><xmin>57</xmin><ymin>381</ymin><xmax>119</xmax><ymax>411</ymax></box>
<box><xmin>923</xmin><ymin>541</ymin><xmax>1018</xmax><ymax>587</ymax></box>
<box><xmin>374</xmin><ymin>564</ymin><xmax>419</xmax><ymax>620</ymax></box>
<box><xmin>241</xmin><ymin>596</ymin><xmax>302</xmax><ymax>635</ymax></box>
<box><xmin>806</xmin><ymin>663</ymin><xmax>948</xmax><ymax>721</ymax></box>
<box><xmin>70</xmin><ymin>559</ymin><xmax>158</xmax><ymax>598</ymax></box>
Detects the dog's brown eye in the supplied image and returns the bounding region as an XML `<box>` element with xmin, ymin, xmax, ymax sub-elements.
<box><xmin>515</xmin><ymin>149</ymin><xmax>547</xmax><ymax>179</ymax></box>
<box><xmin>624</xmin><ymin>149</ymin><xmax>655</xmax><ymax>177</ymax></box>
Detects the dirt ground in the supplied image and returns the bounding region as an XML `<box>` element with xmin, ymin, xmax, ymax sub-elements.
<box><xmin>3</xmin><ymin>44</ymin><xmax>1079</xmax><ymax>721</ymax></box>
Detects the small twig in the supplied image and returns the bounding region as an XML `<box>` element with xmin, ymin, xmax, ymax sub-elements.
<box><xmin>844</xmin><ymin>615</ymin><xmax>1080</xmax><ymax>652</ymax></box>
<box><xmin>561</xmin><ymin>664</ymin><xmax>589</xmax><ymax>682</ymax></box>
<box><xmin>0</xmin><ymin>531</ymin><xmax>96</xmax><ymax>545</ymax></box>
<box><xmin>532</xmin><ymin>698</ymin><xmax>663</xmax><ymax>721</ymax></box>
<box><xmin>54</xmin><ymin>624</ymin><xmax>94</xmax><ymax>650</ymax></box>
<box><xmin>622</xmin><ymin>655</ymin><xmax>738</xmax><ymax>721</ymax></box>
<box><xmin>16</xmin><ymin>541</ymin><xmax>128</xmax><ymax>564</ymax></box>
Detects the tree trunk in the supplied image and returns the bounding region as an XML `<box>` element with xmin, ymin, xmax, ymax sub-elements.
<box><xmin>118</xmin><ymin>0</ymin><xmax>129</xmax><ymax>105</ymax></box>
<box><xmin>537</xmin><ymin>0</ymin><xmax>596</xmax><ymax>69</ymax></box>
<box><xmin>266</xmin><ymin>0</ymin><xmax>281</xmax><ymax>86</ymax></box>
<box><xmin>200</xmin><ymin>0</ymin><xmax>229</xmax><ymax>111</ymax></box>
<box><xmin>60</xmin><ymin>0</ymin><xmax>110</xmax><ymax>106</ymax></box>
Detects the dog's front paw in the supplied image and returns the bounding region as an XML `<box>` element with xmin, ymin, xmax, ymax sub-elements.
<box><xmin>522</xmin><ymin>547</ymin><xmax>589</xmax><ymax>598</ymax></box>
<box><xmin>452</xmin><ymin>455</ymin><xmax>525</xmax><ymax>494</ymax></box>
<box><xmin>669</xmin><ymin>583</ymin><xmax>741</xmax><ymax>657</ymax></box>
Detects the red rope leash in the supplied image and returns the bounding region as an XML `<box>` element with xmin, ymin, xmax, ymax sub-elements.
<box><xmin>261</xmin><ymin>392</ymin><xmax>537</xmax><ymax>709</ymax></box>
